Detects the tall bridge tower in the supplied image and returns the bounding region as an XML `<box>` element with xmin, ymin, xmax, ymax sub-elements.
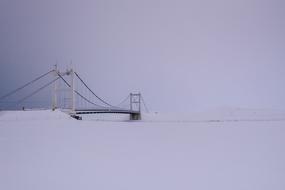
<box><xmin>52</xmin><ymin>66</ymin><xmax>76</xmax><ymax>113</ymax></box>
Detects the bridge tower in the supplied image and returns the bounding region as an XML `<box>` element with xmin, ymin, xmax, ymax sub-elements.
<box><xmin>52</xmin><ymin>65</ymin><xmax>58</xmax><ymax>110</ymax></box>
<box><xmin>70</xmin><ymin>68</ymin><xmax>75</xmax><ymax>113</ymax></box>
<box><xmin>51</xmin><ymin>67</ymin><xmax>75</xmax><ymax>113</ymax></box>
<box><xmin>130</xmin><ymin>93</ymin><xmax>141</xmax><ymax>120</ymax></box>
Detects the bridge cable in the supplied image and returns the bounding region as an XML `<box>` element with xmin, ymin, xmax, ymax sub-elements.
<box><xmin>116</xmin><ymin>95</ymin><xmax>130</xmax><ymax>108</ymax></box>
<box><xmin>17</xmin><ymin>77</ymin><xmax>60</xmax><ymax>104</ymax></box>
<box><xmin>141</xmin><ymin>95</ymin><xmax>150</xmax><ymax>113</ymax></box>
<box><xmin>0</xmin><ymin>69</ymin><xmax>54</xmax><ymax>100</ymax></box>
<box><xmin>74</xmin><ymin>72</ymin><xmax>116</xmax><ymax>108</ymax></box>
<box><xmin>56</xmin><ymin>73</ymin><xmax>107</xmax><ymax>109</ymax></box>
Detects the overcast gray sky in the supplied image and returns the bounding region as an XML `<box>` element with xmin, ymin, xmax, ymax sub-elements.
<box><xmin>1</xmin><ymin>0</ymin><xmax>285</xmax><ymax>112</ymax></box>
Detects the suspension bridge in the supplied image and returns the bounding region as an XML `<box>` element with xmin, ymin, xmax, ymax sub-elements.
<box><xmin>0</xmin><ymin>66</ymin><xmax>149</xmax><ymax>120</ymax></box>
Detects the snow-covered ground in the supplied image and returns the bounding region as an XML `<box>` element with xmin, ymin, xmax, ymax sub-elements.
<box><xmin>1</xmin><ymin>109</ymin><xmax>285</xmax><ymax>190</ymax></box>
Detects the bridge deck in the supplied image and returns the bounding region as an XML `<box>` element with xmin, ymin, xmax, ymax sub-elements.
<box><xmin>74</xmin><ymin>109</ymin><xmax>140</xmax><ymax>115</ymax></box>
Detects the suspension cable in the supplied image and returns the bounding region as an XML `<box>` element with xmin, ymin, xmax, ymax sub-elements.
<box><xmin>141</xmin><ymin>95</ymin><xmax>150</xmax><ymax>113</ymax></box>
<box><xmin>56</xmin><ymin>73</ymin><xmax>107</xmax><ymax>109</ymax></box>
<box><xmin>0</xmin><ymin>69</ymin><xmax>54</xmax><ymax>100</ymax></box>
<box><xmin>74</xmin><ymin>72</ymin><xmax>115</xmax><ymax>107</ymax></box>
<box><xmin>17</xmin><ymin>77</ymin><xmax>60</xmax><ymax>104</ymax></box>
<box><xmin>116</xmin><ymin>95</ymin><xmax>130</xmax><ymax>108</ymax></box>
<box><xmin>75</xmin><ymin>91</ymin><xmax>106</xmax><ymax>109</ymax></box>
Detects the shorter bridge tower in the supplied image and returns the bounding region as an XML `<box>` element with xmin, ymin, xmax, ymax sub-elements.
<box><xmin>130</xmin><ymin>93</ymin><xmax>141</xmax><ymax>120</ymax></box>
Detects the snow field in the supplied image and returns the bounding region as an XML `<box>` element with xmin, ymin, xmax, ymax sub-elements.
<box><xmin>0</xmin><ymin>110</ymin><xmax>285</xmax><ymax>190</ymax></box>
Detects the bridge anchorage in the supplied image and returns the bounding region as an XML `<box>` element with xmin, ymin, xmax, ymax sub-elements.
<box><xmin>0</xmin><ymin>66</ymin><xmax>149</xmax><ymax>121</ymax></box>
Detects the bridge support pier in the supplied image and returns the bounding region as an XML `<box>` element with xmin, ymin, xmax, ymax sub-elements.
<box><xmin>130</xmin><ymin>113</ymin><xmax>141</xmax><ymax>120</ymax></box>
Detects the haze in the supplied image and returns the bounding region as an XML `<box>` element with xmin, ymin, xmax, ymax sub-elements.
<box><xmin>1</xmin><ymin>0</ymin><xmax>285</xmax><ymax>112</ymax></box>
